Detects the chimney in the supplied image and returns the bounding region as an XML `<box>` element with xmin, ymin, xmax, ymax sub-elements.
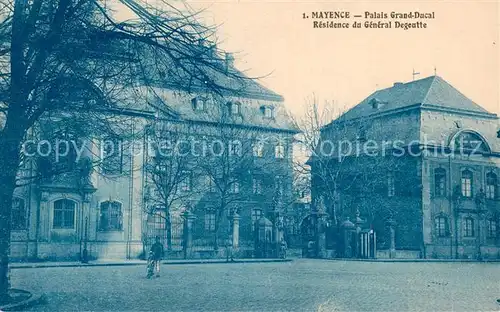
<box><xmin>225</xmin><ymin>52</ymin><xmax>234</xmax><ymax>72</ymax></box>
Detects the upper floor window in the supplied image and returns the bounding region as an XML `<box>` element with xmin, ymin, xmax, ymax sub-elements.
<box><xmin>486</xmin><ymin>172</ymin><xmax>497</xmax><ymax>199</ymax></box>
<box><xmin>275</xmin><ymin>144</ymin><xmax>285</xmax><ymax>159</ymax></box>
<box><xmin>435</xmin><ymin>216</ymin><xmax>448</xmax><ymax>237</ymax></box>
<box><xmin>180</xmin><ymin>171</ymin><xmax>191</xmax><ymax>192</ymax></box>
<box><xmin>387</xmin><ymin>172</ymin><xmax>395</xmax><ymax>197</ymax></box>
<box><xmin>434</xmin><ymin>168</ymin><xmax>446</xmax><ymax>197</ymax></box>
<box><xmin>191</xmin><ymin>97</ymin><xmax>206</xmax><ymax>111</ymax></box>
<box><xmin>229</xmin><ymin>141</ymin><xmax>242</xmax><ymax>157</ymax></box>
<box><xmin>253</xmin><ymin>178</ymin><xmax>263</xmax><ymax>195</ymax></box>
<box><xmin>486</xmin><ymin>219</ymin><xmax>497</xmax><ymax>238</ymax></box>
<box><xmin>99</xmin><ymin>201</ymin><xmax>123</xmax><ymax>231</ymax></box>
<box><xmin>461</xmin><ymin>170</ymin><xmax>473</xmax><ymax>198</ymax></box>
<box><xmin>464</xmin><ymin>217</ymin><xmax>474</xmax><ymax>237</ymax></box>
<box><xmin>205</xmin><ymin>175</ymin><xmax>216</xmax><ymax>193</ymax></box>
<box><xmin>453</xmin><ymin>131</ymin><xmax>490</xmax><ymax>154</ymax></box>
<box><xmin>228</xmin><ymin>101</ymin><xmax>241</xmax><ymax>115</ymax></box>
<box><xmin>229</xmin><ymin>179</ymin><xmax>240</xmax><ymax>194</ymax></box>
<box><xmin>53</xmin><ymin>199</ymin><xmax>76</xmax><ymax>229</ymax></box>
<box><xmin>12</xmin><ymin>197</ymin><xmax>26</xmax><ymax>230</ymax></box>
<box><xmin>260</xmin><ymin>105</ymin><xmax>274</xmax><ymax>118</ymax></box>
<box><xmin>253</xmin><ymin>143</ymin><xmax>264</xmax><ymax>157</ymax></box>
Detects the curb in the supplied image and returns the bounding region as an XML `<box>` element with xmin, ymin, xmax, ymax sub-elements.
<box><xmin>10</xmin><ymin>259</ymin><xmax>292</xmax><ymax>269</ymax></box>
<box><xmin>0</xmin><ymin>290</ymin><xmax>45</xmax><ymax>311</ymax></box>
<box><xmin>322</xmin><ymin>258</ymin><xmax>500</xmax><ymax>263</ymax></box>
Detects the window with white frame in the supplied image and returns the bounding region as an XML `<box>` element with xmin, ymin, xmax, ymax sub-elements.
<box><xmin>204</xmin><ymin>212</ymin><xmax>216</xmax><ymax>232</ymax></box>
<box><xmin>461</xmin><ymin>170</ymin><xmax>473</xmax><ymax>197</ymax></box>
<box><xmin>253</xmin><ymin>178</ymin><xmax>263</xmax><ymax>195</ymax></box>
<box><xmin>275</xmin><ymin>144</ymin><xmax>285</xmax><ymax>159</ymax></box>
<box><xmin>464</xmin><ymin>217</ymin><xmax>474</xmax><ymax>237</ymax></box>
<box><xmin>487</xmin><ymin>219</ymin><xmax>497</xmax><ymax>238</ymax></box>
<box><xmin>229</xmin><ymin>101</ymin><xmax>241</xmax><ymax>115</ymax></box>
<box><xmin>53</xmin><ymin>199</ymin><xmax>76</xmax><ymax>229</ymax></box>
<box><xmin>191</xmin><ymin>97</ymin><xmax>206</xmax><ymax>111</ymax></box>
<box><xmin>387</xmin><ymin>172</ymin><xmax>395</xmax><ymax>197</ymax></box>
<box><xmin>11</xmin><ymin>197</ymin><xmax>26</xmax><ymax>230</ymax></box>
<box><xmin>435</xmin><ymin>216</ymin><xmax>448</xmax><ymax>237</ymax></box>
<box><xmin>253</xmin><ymin>142</ymin><xmax>264</xmax><ymax>157</ymax></box>
<box><xmin>486</xmin><ymin>172</ymin><xmax>497</xmax><ymax>199</ymax></box>
<box><xmin>99</xmin><ymin>201</ymin><xmax>123</xmax><ymax>231</ymax></box>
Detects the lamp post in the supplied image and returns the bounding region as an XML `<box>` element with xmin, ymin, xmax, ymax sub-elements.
<box><xmin>81</xmin><ymin>216</ymin><xmax>89</xmax><ymax>263</ymax></box>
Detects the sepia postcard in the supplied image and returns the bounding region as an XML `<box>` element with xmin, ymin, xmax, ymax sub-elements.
<box><xmin>0</xmin><ymin>0</ymin><xmax>498</xmax><ymax>311</ymax></box>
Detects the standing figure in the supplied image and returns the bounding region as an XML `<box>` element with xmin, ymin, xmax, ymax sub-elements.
<box><xmin>150</xmin><ymin>236</ymin><xmax>164</xmax><ymax>278</ymax></box>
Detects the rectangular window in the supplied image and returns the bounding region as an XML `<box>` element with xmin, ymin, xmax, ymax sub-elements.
<box><xmin>204</xmin><ymin>213</ymin><xmax>216</xmax><ymax>231</ymax></box>
<box><xmin>486</xmin><ymin>173</ymin><xmax>497</xmax><ymax>199</ymax></box>
<box><xmin>434</xmin><ymin>169</ymin><xmax>446</xmax><ymax>197</ymax></box>
<box><xmin>435</xmin><ymin>217</ymin><xmax>447</xmax><ymax>237</ymax></box>
<box><xmin>275</xmin><ymin>144</ymin><xmax>285</xmax><ymax>159</ymax></box>
<box><xmin>229</xmin><ymin>141</ymin><xmax>242</xmax><ymax>157</ymax></box>
<box><xmin>387</xmin><ymin>172</ymin><xmax>395</xmax><ymax>197</ymax></box>
<box><xmin>464</xmin><ymin>218</ymin><xmax>474</xmax><ymax>237</ymax></box>
<box><xmin>229</xmin><ymin>180</ymin><xmax>240</xmax><ymax>194</ymax></box>
<box><xmin>461</xmin><ymin>170</ymin><xmax>473</xmax><ymax>197</ymax></box>
<box><xmin>253</xmin><ymin>143</ymin><xmax>264</xmax><ymax>157</ymax></box>
<box><xmin>487</xmin><ymin>220</ymin><xmax>497</xmax><ymax>238</ymax></box>
<box><xmin>253</xmin><ymin>178</ymin><xmax>262</xmax><ymax>195</ymax></box>
<box><xmin>180</xmin><ymin>171</ymin><xmax>191</xmax><ymax>192</ymax></box>
<box><xmin>53</xmin><ymin>199</ymin><xmax>76</xmax><ymax>229</ymax></box>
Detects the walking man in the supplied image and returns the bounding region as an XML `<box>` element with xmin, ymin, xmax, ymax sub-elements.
<box><xmin>150</xmin><ymin>236</ymin><xmax>164</xmax><ymax>277</ymax></box>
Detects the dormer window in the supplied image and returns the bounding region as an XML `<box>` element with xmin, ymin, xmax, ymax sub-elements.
<box><xmin>369</xmin><ymin>98</ymin><xmax>386</xmax><ymax>109</ymax></box>
<box><xmin>191</xmin><ymin>97</ymin><xmax>206</xmax><ymax>111</ymax></box>
<box><xmin>228</xmin><ymin>101</ymin><xmax>241</xmax><ymax>115</ymax></box>
<box><xmin>260</xmin><ymin>105</ymin><xmax>274</xmax><ymax>119</ymax></box>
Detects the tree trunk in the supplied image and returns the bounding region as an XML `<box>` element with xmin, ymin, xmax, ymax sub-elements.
<box><xmin>0</xmin><ymin>131</ymin><xmax>23</xmax><ymax>303</ymax></box>
<box><xmin>166</xmin><ymin>214</ymin><xmax>172</xmax><ymax>251</ymax></box>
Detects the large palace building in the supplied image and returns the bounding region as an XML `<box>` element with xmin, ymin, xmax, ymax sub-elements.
<box><xmin>312</xmin><ymin>76</ymin><xmax>500</xmax><ymax>259</ymax></box>
<box><xmin>10</xmin><ymin>54</ymin><xmax>298</xmax><ymax>261</ymax></box>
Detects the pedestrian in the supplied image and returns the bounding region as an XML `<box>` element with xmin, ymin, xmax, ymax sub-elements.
<box><xmin>150</xmin><ymin>236</ymin><xmax>164</xmax><ymax>277</ymax></box>
<box><xmin>279</xmin><ymin>238</ymin><xmax>288</xmax><ymax>259</ymax></box>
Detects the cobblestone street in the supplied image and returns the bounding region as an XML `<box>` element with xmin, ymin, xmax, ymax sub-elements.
<box><xmin>10</xmin><ymin>259</ymin><xmax>500</xmax><ymax>311</ymax></box>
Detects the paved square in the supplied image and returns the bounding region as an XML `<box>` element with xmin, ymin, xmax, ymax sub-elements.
<box><xmin>11</xmin><ymin>259</ymin><xmax>500</xmax><ymax>311</ymax></box>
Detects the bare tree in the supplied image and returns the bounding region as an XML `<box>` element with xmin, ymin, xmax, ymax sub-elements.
<box><xmin>0</xmin><ymin>0</ymin><xmax>251</xmax><ymax>300</ymax></box>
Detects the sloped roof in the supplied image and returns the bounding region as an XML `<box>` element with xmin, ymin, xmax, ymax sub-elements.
<box><xmin>339</xmin><ymin>76</ymin><xmax>493</xmax><ymax>121</ymax></box>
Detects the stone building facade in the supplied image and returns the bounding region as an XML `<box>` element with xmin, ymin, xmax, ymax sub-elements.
<box><xmin>9</xmin><ymin>56</ymin><xmax>298</xmax><ymax>261</ymax></box>
<box><xmin>312</xmin><ymin>76</ymin><xmax>500</xmax><ymax>259</ymax></box>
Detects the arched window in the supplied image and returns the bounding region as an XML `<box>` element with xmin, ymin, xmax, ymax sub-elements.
<box><xmin>99</xmin><ymin>201</ymin><xmax>123</xmax><ymax>231</ymax></box>
<box><xmin>464</xmin><ymin>217</ymin><xmax>474</xmax><ymax>237</ymax></box>
<box><xmin>53</xmin><ymin>199</ymin><xmax>76</xmax><ymax>229</ymax></box>
<box><xmin>486</xmin><ymin>172</ymin><xmax>497</xmax><ymax>199</ymax></box>
<box><xmin>12</xmin><ymin>197</ymin><xmax>26</xmax><ymax>230</ymax></box>
<box><xmin>434</xmin><ymin>216</ymin><xmax>448</xmax><ymax>237</ymax></box>
<box><xmin>453</xmin><ymin>131</ymin><xmax>490</xmax><ymax>154</ymax></box>
<box><xmin>461</xmin><ymin>170</ymin><xmax>473</xmax><ymax>198</ymax></box>
<box><xmin>434</xmin><ymin>168</ymin><xmax>446</xmax><ymax>197</ymax></box>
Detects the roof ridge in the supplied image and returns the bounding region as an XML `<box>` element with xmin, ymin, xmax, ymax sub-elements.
<box><xmin>420</xmin><ymin>75</ymin><xmax>438</xmax><ymax>105</ymax></box>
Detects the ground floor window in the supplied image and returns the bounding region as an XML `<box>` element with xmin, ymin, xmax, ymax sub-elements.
<box><xmin>205</xmin><ymin>212</ymin><xmax>216</xmax><ymax>232</ymax></box>
<box><xmin>99</xmin><ymin>201</ymin><xmax>123</xmax><ymax>231</ymax></box>
<box><xmin>251</xmin><ymin>209</ymin><xmax>262</xmax><ymax>232</ymax></box>
<box><xmin>53</xmin><ymin>199</ymin><xmax>76</xmax><ymax>229</ymax></box>
<box><xmin>487</xmin><ymin>219</ymin><xmax>497</xmax><ymax>238</ymax></box>
<box><xmin>464</xmin><ymin>217</ymin><xmax>474</xmax><ymax>237</ymax></box>
<box><xmin>435</xmin><ymin>216</ymin><xmax>448</xmax><ymax>237</ymax></box>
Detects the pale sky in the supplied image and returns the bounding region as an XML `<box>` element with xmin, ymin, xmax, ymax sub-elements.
<box><xmin>118</xmin><ymin>0</ymin><xmax>500</xmax><ymax>117</ymax></box>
